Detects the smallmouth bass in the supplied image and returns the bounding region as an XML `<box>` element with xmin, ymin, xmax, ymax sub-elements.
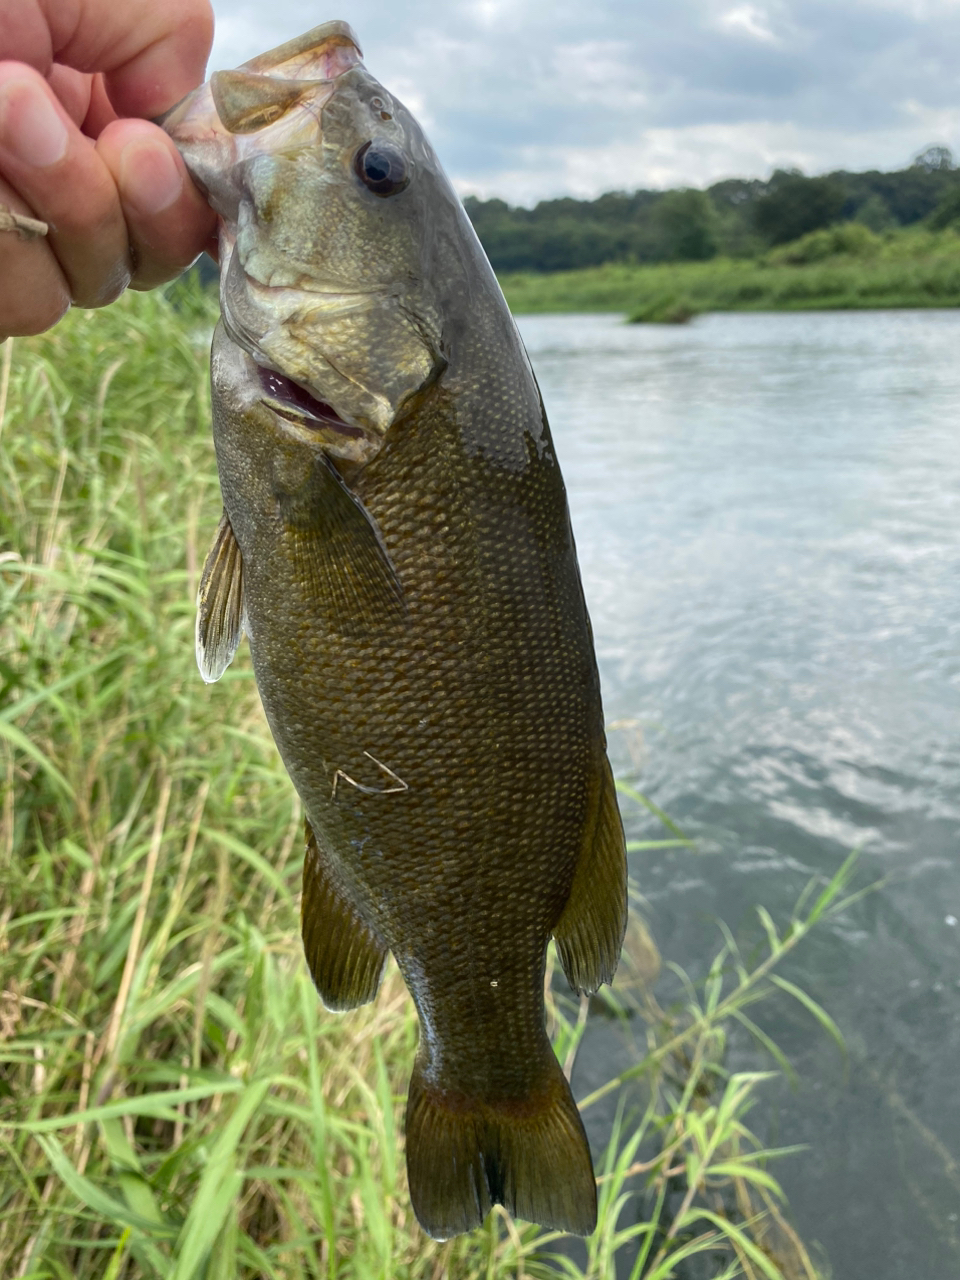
<box><xmin>164</xmin><ymin>20</ymin><xmax>627</xmax><ymax>1240</ymax></box>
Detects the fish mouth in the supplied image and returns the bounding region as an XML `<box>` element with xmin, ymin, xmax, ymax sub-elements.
<box><xmin>162</xmin><ymin>21</ymin><xmax>363</xmax><ymax>157</ymax></box>
<box><xmin>240</xmin><ymin>20</ymin><xmax>363</xmax><ymax>79</ymax></box>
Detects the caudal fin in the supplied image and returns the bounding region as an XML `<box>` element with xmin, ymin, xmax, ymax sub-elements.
<box><xmin>404</xmin><ymin>1051</ymin><xmax>597</xmax><ymax>1240</ymax></box>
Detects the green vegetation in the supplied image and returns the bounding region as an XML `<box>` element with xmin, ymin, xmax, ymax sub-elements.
<box><xmin>496</xmin><ymin>225</ymin><xmax>960</xmax><ymax>318</ymax></box>
<box><xmin>0</xmin><ymin>287</ymin><xmax>855</xmax><ymax>1277</ymax></box>
<box><xmin>468</xmin><ymin>144</ymin><xmax>960</xmax><ymax>317</ymax></box>
<box><xmin>466</xmin><ymin>144</ymin><xmax>960</xmax><ymax>274</ymax></box>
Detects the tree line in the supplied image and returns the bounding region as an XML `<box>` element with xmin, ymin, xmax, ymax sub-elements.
<box><xmin>463</xmin><ymin>146</ymin><xmax>960</xmax><ymax>273</ymax></box>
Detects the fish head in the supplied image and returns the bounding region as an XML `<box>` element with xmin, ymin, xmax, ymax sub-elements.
<box><xmin>163</xmin><ymin>21</ymin><xmax>449</xmax><ymax>466</ymax></box>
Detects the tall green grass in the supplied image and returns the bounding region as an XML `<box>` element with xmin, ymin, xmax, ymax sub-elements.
<box><xmin>497</xmin><ymin>225</ymin><xmax>960</xmax><ymax>318</ymax></box>
<box><xmin>0</xmin><ymin>287</ymin><xmax>850</xmax><ymax>1278</ymax></box>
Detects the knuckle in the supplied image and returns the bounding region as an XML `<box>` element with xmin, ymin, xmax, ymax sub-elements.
<box><xmin>130</xmin><ymin>259</ymin><xmax>184</xmax><ymax>291</ymax></box>
<box><xmin>78</xmin><ymin>260</ymin><xmax>132</xmax><ymax>309</ymax></box>
<box><xmin>2</xmin><ymin>288</ymin><xmax>71</xmax><ymax>337</ymax></box>
<box><xmin>0</xmin><ymin>242</ymin><xmax>70</xmax><ymax>336</ymax></box>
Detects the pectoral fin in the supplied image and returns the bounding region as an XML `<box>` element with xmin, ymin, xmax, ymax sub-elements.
<box><xmin>301</xmin><ymin>823</ymin><xmax>387</xmax><ymax>1011</ymax></box>
<box><xmin>552</xmin><ymin>755</ymin><xmax>628</xmax><ymax>994</ymax></box>
<box><xmin>196</xmin><ymin>512</ymin><xmax>245</xmax><ymax>684</ymax></box>
<box><xmin>280</xmin><ymin>454</ymin><xmax>407</xmax><ymax>634</ymax></box>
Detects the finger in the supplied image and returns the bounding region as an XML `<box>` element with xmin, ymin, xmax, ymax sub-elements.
<box><xmin>45</xmin><ymin>64</ymin><xmax>94</xmax><ymax>127</ymax></box>
<box><xmin>39</xmin><ymin>0</ymin><xmax>214</xmax><ymax>117</ymax></box>
<box><xmin>0</xmin><ymin>63</ymin><xmax>130</xmax><ymax>307</ymax></box>
<box><xmin>0</xmin><ymin>175</ymin><xmax>70</xmax><ymax>338</ymax></box>
<box><xmin>82</xmin><ymin>74</ymin><xmax>120</xmax><ymax>137</ymax></box>
<box><xmin>97</xmin><ymin>118</ymin><xmax>217</xmax><ymax>290</ymax></box>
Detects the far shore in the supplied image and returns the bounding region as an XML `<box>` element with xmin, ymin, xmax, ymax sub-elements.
<box><xmin>497</xmin><ymin>224</ymin><xmax>960</xmax><ymax>321</ymax></box>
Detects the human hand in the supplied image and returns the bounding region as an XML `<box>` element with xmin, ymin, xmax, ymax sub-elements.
<box><xmin>0</xmin><ymin>0</ymin><xmax>217</xmax><ymax>339</ymax></box>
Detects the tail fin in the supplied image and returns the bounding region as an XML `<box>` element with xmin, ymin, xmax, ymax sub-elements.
<box><xmin>405</xmin><ymin>1050</ymin><xmax>597</xmax><ymax>1240</ymax></box>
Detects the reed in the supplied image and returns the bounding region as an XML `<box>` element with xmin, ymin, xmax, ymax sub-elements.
<box><xmin>0</xmin><ymin>286</ymin><xmax>850</xmax><ymax>1278</ymax></box>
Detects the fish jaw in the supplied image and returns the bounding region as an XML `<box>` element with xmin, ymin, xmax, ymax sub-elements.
<box><xmin>163</xmin><ymin>22</ymin><xmax>445</xmax><ymax>460</ymax></box>
<box><xmin>161</xmin><ymin>21</ymin><xmax>363</xmax><ymax>215</ymax></box>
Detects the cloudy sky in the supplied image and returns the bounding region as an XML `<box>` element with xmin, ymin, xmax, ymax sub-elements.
<box><xmin>207</xmin><ymin>0</ymin><xmax>960</xmax><ymax>205</ymax></box>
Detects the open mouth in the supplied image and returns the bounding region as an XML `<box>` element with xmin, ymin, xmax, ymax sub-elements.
<box><xmin>257</xmin><ymin>366</ymin><xmax>365</xmax><ymax>440</ymax></box>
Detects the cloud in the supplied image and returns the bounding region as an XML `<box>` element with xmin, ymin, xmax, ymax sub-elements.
<box><xmin>865</xmin><ymin>0</ymin><xmax>960</xmax><ymax>16</ymax></box>
<box><xmin>454</xmin><ymin>117</ymin><xmax>956</xmax><ymax>204</ymax></box>
<box><xmin>207</xmin><ymin>0</ymin><xmax>960</xmax><ymax>201</ymax></box>
<box><xmin>466</xmin><ymin>0</ymin><xmax>520</xmax><ymax>27</ymax></box>
<box><xmin>550</xmin><ymin>41</ymin><xmax>649</xmax><ymax>111</ymax></box>
<box><xmin>716</xmin><ymin>5</ymin><xmax>783</xmax><ymax>43</ymax></box>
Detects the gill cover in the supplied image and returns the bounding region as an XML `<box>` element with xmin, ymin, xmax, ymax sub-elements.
<box><xmin>163</xmin><ymin>21</ymin><xmax>444</xmax><ymax>451</ymax></box>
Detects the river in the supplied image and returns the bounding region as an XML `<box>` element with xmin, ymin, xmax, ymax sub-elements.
<box><xmin>517</xmin><ymin>309</ymin><xmax>960</xmax><ymax>1280</ymax></box>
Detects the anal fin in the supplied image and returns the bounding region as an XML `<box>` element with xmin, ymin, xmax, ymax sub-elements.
<box><xmin>552</xmin><ymin>755</ymin><xmax>628</xmax><ymax>994</ymax></box>
<box><xmin>301</xmin><ymin>822</ymin><xmax>387</xmax><ymax>1011</ymax></box>
<box><xmin>196</xmin><ymin>511</ymin><xmax>245</xmax><ymax>684</ymax></box>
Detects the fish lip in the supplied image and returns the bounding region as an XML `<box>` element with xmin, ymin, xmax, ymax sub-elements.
<box><xmin>161</xmin><ymin>22</ymin><xmax>363</xmax><ymax>146</ymax></box>
<box><xmin>241</xmin><ymin>20</ymin><xmax>363</xmax><ymax>76</ymax></box>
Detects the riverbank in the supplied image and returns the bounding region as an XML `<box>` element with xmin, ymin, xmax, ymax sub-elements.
<box><xmin>498</xmin><ymin>224</ymin><xmax>960</xmax><ymax>319</ymax></box>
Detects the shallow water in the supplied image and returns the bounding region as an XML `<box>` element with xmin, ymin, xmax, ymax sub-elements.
<box><xmin>516</xmin><ymin>309</ymin><xmax>960</xmax><ymax>1279</ymax></box>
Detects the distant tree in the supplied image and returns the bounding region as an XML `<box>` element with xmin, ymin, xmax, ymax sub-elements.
<box><xmin>753</xmin><ymin>171</ymin><xmax>846</xmax><ymax>245</ymax></box>
<box><xmin>524</xmin><ymin>221</ymin><xmax>625</xmax><ymax>272</ymax></box>
<box><xmin>912</xmin><ymin>145</ymin><xmax>955</xmax><ymax>172</ymax></box>
<box><xmin>461</xmin><ymin>153</ymin><xmax>960</xmax><ymax>274</ymax></box>
<box><xmin>707</xmin><ymin>177</ymin><xmax>766</xmax><ymax>209</ymax></box>
<box><xmin>704</xmin><ymin>180</ymin><xmax>765</xmax><ymax>256</ymax></box>
<box><xmin>651</xmin><ymin>189</ymin><xmax>719</xmax><ymax>260</ymax></box>
<box><xmin>853</xmin><ymin>193</ymin><xmax>895</xmax><ymax>232</ymax></box>
<box><xmin>862</xmin><ymin>165</ymin><xmax>960</xmax><ymax>224</ymax></box>
<box><xmin>928</xmin><ymin>186</ymin><xmax>960</xmax><ymax>230</ymax></box>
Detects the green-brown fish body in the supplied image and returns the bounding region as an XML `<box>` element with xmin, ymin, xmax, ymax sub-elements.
<box><xmin>164</xmin><ymin>22</ymin><xmax>627</xmax><ymax>1240</ymax></box>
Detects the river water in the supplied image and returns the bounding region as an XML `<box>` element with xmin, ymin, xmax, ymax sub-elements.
<box><xmin>517</xmin><ymin>310</ymin><xmax>960</xmax><ymax>1279</ymax></box>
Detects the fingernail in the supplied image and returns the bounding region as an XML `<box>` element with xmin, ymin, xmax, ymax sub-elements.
<box><xmin>0</xmin><ymin>79</ymin><xmax>68</xmax><ymax>167</ymax></box>
<box><xmin>120</xmin><ymin>138</ymin><xmax>184</xmax><ymax>216</ymax></box>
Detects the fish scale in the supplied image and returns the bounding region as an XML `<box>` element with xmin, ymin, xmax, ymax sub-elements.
<box><xmin>165</xmin><ymin>18</ymin><xmax>627</xmax><ymax>1241</ymax></box>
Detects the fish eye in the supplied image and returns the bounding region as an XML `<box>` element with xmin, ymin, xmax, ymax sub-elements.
<box><xmin>354</xmin><ymin>141</ymin><xmax>409</xmax><ymax>196</ymax></box>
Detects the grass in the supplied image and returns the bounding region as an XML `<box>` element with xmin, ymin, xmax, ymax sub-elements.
<box><xmin>0</xmin><ymin>284</ymin><xmax>854</xmax><ymax>1278</ymax></box>
<box><xmin>496</xmin><ymin>224</ymin><xmax>960</xmax><ymax>318</ymax></box>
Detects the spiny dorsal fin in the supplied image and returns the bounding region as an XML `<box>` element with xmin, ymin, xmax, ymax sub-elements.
<box><xmin>196</xmin><ymin>511</ymin><xmax>245</xmax><ymax>684</ymax></box>
<box><xmin>302</xmin><ymin>822</ymin><xmax>388</xmax><ymax>1011</ymax></box>
<box><xmin>552</xmin><ymin>754</ymin><xmax>628</xmax><ymax>994</ymax></box>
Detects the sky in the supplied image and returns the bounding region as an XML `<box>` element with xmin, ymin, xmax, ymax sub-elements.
<box><xmin>207</xmin><ymin>0</ymin><xmax>960</xmax><ymax>205</ymax></box>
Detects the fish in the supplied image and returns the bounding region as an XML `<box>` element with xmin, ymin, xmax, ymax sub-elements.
<box><xmin>163</xmin><ymin>20</ymin><xmax>627</xmax><ymax>1241</ymax></box>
